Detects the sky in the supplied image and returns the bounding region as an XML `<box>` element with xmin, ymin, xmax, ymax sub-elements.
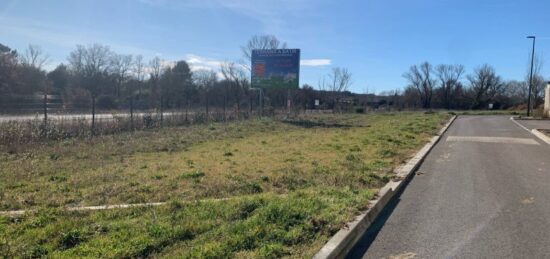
<box><xmin>1</xmin><ymin>0</ymin><xmax>549</xmax><ymax>94</ymax></box>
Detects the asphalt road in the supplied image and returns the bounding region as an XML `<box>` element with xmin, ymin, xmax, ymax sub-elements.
<box><xmin>349</xmin><ymin>116</ymin><xmax>550</xmax><ymax>259</ymax></box>
<box><xmin>516</xmin><ymin>119</ymin><xmax>550</xmax><ymax>130</ymax></box>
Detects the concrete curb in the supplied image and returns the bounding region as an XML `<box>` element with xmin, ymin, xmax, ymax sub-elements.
<box><xmin>510</xmin><ymin>116</ymin><xmax>550</xmax><ymax>145</ymax></box>
<box><xmin>510</xmin><ymin>116</ymin><xmax>531</xmax><ymax>132</ymax></box>
<box><xmin>532</xmin><ymin>129</ymin><xmax>550</xmax><ymax>145</ymax></box>
<box><xmin>313</xmin><ymin>115</ymin><xmax>457</xmax><ymax>259</ymax></box>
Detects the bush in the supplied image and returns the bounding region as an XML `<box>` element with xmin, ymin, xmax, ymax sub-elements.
<box><xmin>96</xmin><ymin>95</ymin><xmax>118</xmax><ymax>110</ymax></box>
<box><xmin>355</xmin><ymin>107</ymin><xmax>365</xmax><ymax>113</ymax></box>
<box><xmin>66</xmin><ymin>87</ymin><xmax>91</xmax><ymax>109</ymax></box>
<box><xmin>58</xmin><ymin>229</ymin><xmax>84</xmax><ymax>249</ymax></box>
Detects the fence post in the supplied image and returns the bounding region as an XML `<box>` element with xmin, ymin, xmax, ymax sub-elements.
<box><xmin>43</xmin><ymin>92</ymin><xmax>48</xmax><ymax>124</ymax></box>
<box><xmin>130</xmin><ymin>95</ymin><xmax>134</xmax><ymax>130</ymax></box>
<box><xmin>91</xmin><ymin>95</ymin><xmax>96</xmax><ymax>136</ymax></box>
<box><xmin>160</xmin><ymin>95</ymin><xmax>163</xmax><ymax>126</ymax></box>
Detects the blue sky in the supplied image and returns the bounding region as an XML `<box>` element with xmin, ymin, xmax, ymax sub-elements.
<box><xmin>1</xmin><ymin>0</ymin><xmax>548</xmax><ymax>93</ymax></box>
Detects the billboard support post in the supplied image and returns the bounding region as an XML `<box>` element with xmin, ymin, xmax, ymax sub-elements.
<box><xmin>287</xmin><ymin>88</ymin><xmax>291</xmax><ymax>115</ymax></box>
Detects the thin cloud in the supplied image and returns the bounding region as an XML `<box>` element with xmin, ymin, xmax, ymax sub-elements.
<box><xmin>185</xmin><ymin>54</ymin><xmax>223</xmax><ymax>71</ymax></box>
<box><xmin>138</xmin><ymin>0</ymin><xmax>313</xmax><ymax>34</ymax></box>
<box><xmin>301</xmin><ymin>59</ymin><xmax>331</xmax><ymax>66</ymax></box>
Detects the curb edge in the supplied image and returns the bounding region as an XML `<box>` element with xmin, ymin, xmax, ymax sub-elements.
<box><xmin>510</xmin><ymin>116</ymin><xmax>550</xmax><ymax>145</ymax></box>
<box><xmin>313</xmin><ymin>115</ymin><xmax>457</xmax><ymax>259</ymax></box>
<box><xmin>532</xmin><ymin>129</ymin><xmax>550</xmax><ymax>145</ymax></box>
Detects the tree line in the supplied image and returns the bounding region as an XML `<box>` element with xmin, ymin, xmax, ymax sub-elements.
<box><xmin>1</xmin><ymin>35</ymin><xmax>547</xmax><ymax>115</ymax></box>
<box><xmin>401</xmin><ymin>59</ymin><xmax>546</xmax><ymax>110</ymax></box>
<box><xmin>0</xmin><ymin>36</ymin><xmax>354</xmax><ymax>116</ymax></box>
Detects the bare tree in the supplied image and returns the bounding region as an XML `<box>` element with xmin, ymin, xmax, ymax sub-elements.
<box><xmin>67</xmin><ymin>43</ymin><xmax>113</xmax><ymax>133</ymax></box>
<box><xmin>67</xmin><ymin>46</ymin><xmax>85</xmax><ymax>75</ymax></box>
<box><xmin>149</xmin><ymin>57</ymin><xmax>163</xmax><ymax>82</ymax></box>
<box><xmin>467</xmin><ymin>64</ymin><xmax>503</xmax><ymax>109</ymax></box>
<box><xmin>328</xmin><ymin>67</ymin><xmax>352</xmax><ymax>93</ymax></box>
<box><xmin>111</xmin><ymin>54</ymin><xmax>133</xmax><ymax>98</ymax></box>
<box><xmin>435</xmin><ymin>64</ymin><xmax>464</xmax><ymax>109</ymax></box>
<box><xmin>404</xmin><ymin>62</ymin><xmax>435</xmax><ymax>109</ymax></box>
<box><xmin>241</xmin><ymin>35</ymin><xmax>287</xmax><ymax>71</ymax></box>
<box><xmin>14</xmin><ymin>45</ymin><xmax>49</xmax><ymax>96</ymax></box>
<box><xmin>21</xmin><ymin>44</ymin><xmax>49</xmax><ymax>69</ymax></box>
<box><xmin>502</xmin><ymin>80</ymin><xmax>526</xmax><ymax>107</ymax></box>
<box><xmin>148</xmin><ymin>57</ymin><xmax>164</xmax><ymax>115</ymax></box>
<box><xmin>318</xmin><ymin>67</ymin><xmax>352</xmax><ymax>110</ymax></box>
<box><xmin>193</xmin><ymin>69</ymin><xmax>218</xmax><ymax>119</ymax></box>
<box><xmin>133</xmin><ymin>55</ymin><xmax>145</xmax><ymax>96</ymax></box>
<box><xmin>221</xmin><ymin>61</ymin><xmax>249</xmax><ymax>116</ymax></box>
<box><xmin>67</xmin><ymin>44</ymin><xmax>112</xmax><ymax>97</ymax></box>
<box><xmin>525</xmin><ymin>53</ymin><xmax>545</xmax><ymax>108</ymax></box>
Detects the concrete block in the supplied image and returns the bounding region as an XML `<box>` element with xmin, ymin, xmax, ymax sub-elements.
<box><xmin>544</xmin><ymin>83</ymin><xmax>550</xmax><ymax>118</ymax></box>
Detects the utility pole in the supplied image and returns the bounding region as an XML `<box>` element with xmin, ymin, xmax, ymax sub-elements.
<box><xmin>527</xmin><ymin>36</ymin><xmax>536</xmax><ymax>117</ymax></box>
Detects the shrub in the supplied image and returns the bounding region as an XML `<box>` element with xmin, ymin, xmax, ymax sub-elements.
<box><xmin>96</xmin><ymin>95</ymin><xmax>118</xmax><ymax>110</ymax></box>
<box><xmin>142</xmin><ymin>113</ymin><xmax>156</xmax><ymax>128</ymax></box>
<box><xmin>58</xmin><ymin>229</ymin><xmax>84</xmax><ymax>249</ymax></box>
<box><xmin>24</xmin><ymin>245</ymin><xmax>48</xmax><ymax>258</ymax></box>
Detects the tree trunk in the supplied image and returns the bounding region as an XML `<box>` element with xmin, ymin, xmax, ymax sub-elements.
<box><xmin>130</xmin><ymin>96</ymin><xmax>134</xmax><ymax>130</ymax></box>
<box><xmin>205</xmin><ymin>94</ymin><xmax>209</xmax><ymax>123</ymax></box>
<box><xmin>185</xmin><ymin>97</ymin><xmax>189</xmax><ymax>123</ymax></box>
<box><xmin>43</xmin><ymin>91</ymin><xmax>48</xmax><ymax>124</ymax></box>
<box><xmin>160</xmin><ymin>95</ymin><xmax>163</xmax><ymax>126</ymax></box>
<box><xmin>223</xmin><ymin>88</ymin><xmax>227</xmax><ymax>122</ymax></box>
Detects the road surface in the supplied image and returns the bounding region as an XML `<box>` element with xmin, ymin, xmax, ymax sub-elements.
<box><xmin>515</xmin><ymin>119</ymin><xmax>550</xmax><ymax>130</ymax></box>
<box><xmin>349</xmin><ymin>116</ymin><xmax>550</xmax><ymax>258</ymax></box>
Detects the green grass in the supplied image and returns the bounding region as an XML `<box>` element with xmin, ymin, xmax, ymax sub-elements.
<box><xmin>0</xmin><ymin>112</ymin><xmax>450</xmax><ymax>258</ymax></box>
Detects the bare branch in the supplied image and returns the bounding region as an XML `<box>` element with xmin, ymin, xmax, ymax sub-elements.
<box><xmin>21</xmin><ymin>44</ymin><xmax>49</xmax><ymax>69</ymax></box>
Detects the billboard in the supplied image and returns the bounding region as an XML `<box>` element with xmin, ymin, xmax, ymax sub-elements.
<box><xmin>251</xmin><ymin>49</ymin><xmax>300</xmax><ymax>89</ymax></box>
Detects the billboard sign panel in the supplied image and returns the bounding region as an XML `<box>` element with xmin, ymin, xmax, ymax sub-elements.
<box><xmin>251</xmin><ymin>49</ymin><xmax>300</xmax><ymax>89</ymax></box>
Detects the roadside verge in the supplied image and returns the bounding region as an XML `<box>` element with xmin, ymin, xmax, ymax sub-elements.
<box><xmin>313</xmin><ymin>115</ymin><xmax>457</xmax><ymax>259</ymax></box>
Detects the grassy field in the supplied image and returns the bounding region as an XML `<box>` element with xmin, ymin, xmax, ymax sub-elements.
<box><xmin>0</xmin><ymin>112</ymin><xmax>450</xmax><ymax>258</ymax></box>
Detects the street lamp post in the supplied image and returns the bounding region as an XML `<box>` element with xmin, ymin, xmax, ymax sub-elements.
<box><xmin>527</xmin><ymin>36</ymin><xmax>536</xmax><ymax>117</ymax></box>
